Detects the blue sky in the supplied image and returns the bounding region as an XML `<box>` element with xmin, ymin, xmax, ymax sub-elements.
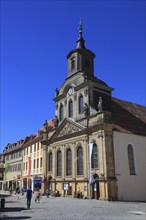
<box><xmin>0</xmin><ymin>0</ymin><xmax>145</xmax><ymax>152</ymax></box>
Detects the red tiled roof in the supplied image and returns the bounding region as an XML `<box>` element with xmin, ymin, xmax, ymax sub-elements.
<box><xmin>38</xmin><ymin>119</ymin><xmax>54</xmax><ymax>133</ymax></box>
<box><xmin>112</xmin><ymin>97</ymin><xmax>146</xmax><ymax>135</ymax></box>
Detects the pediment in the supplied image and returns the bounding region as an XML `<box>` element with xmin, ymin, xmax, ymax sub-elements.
<box><xmin>50</xmin><ymin>118</ymin><xmax>85</xmax><ymax>140</ymax></box>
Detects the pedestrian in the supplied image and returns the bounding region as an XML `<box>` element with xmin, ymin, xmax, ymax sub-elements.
<box><xmin>26</xmin><ymin>186</ymin><xmax>32</xmax><ymax>209</ymax></box>
<box><xmin>35</xmin><ymin>189</ymin><xmax>41</xmax><ymax>203</ymax></box>
<box><xmin>15</xmin><ymin>186</ymin><xmax>20</xmax><ymax>199</ymax></box>
<box><xmin>46</xmin><ymin>188</ymin><xmax>50</xmax><ymax>198</ymax></box>
<box><xmin>77</xmin><ymin>187</ymin><xmax>80</xmax><ymax>199</ymax></box>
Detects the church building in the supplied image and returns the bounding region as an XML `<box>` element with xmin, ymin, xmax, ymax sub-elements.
<box><xmin>41</xmin><ymin>21</ymin><xmax>146</xmax><ymax>201</ymax></box>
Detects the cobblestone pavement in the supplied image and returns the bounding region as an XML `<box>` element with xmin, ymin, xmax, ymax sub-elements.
<box><xmin>0</xmin><ymin>194</ymin><xmax>146</xmax><ymax>220</ymax></box>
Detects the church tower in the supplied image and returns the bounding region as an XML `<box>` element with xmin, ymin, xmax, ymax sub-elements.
<box><xmin>53</xmin><ymin>20</ymin><xmax>113</xmax><ymax>124</ymax></box>
<box><xmin>67</xmin><ymin>20</ymin><xmax>95</xmax><ymax>78</ymax></box>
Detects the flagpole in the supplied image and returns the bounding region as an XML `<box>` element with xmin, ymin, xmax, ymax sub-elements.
<box><xmin>87</xmin><ymin>142</ymin><xmax>91</xmax><ymax>201</ymax></box>
<box><xmin>84</xmin><ymin>103</ymin><xmax>93</xmax><ymax>201</ymax></box>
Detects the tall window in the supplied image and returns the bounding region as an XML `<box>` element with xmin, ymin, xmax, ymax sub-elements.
<box><xmin>91</xmin><ymin>144</ymin><xmax>98</xmax><ymax>168</ymax></box>
<box><xmin>69</xmin><ymin>100</ymin><xmax>73</xmax><ymax>118</ymax></box>
<box><xmin>66</xmin><ymin>149</ymin><xmax>72</xmax><ymax>176</ymax></box>
<box><xmin>37</xmin><ymin>142</ymin><xmax>39</xmax><ymax>151</ymax></box>
<box><xmin>57</xmin><ymin>151</ymin><xmax>62</xmax><ymax>176</ymax></box>
<box><xmin>48</xmin><ymin>152</ymin><xmax>53</xmax><ymax>171</ymax></box>
<box><xmin>85</xmin><ymin>59</ymin><xmax>90</xmax><ymax>71</ymax></box>
<box><xmin>40</xmin><ymin>158</ymin><xmax>42</xmax><ymax>167</ymax></box>
<box><xmin>37</xmin><ymin>158</ymin><xmax>39</xmax><ymax>168</ymax></box>
<box><xmin>60</xmin><ymin>104</ymin><xmax>64</xmax><ymax>121</ymax></box>
<box><xmin>79</xmin><ymin>95</ymin><xmax>83</xmax><ymax>114</ymax></box>
<box><xmin>128</xmin><ymin>144</ymin><xmax>136</xmax><ymax>175</ymax></box>
<box><xmin>71</xmin><ymin>60</ymin><xmax>75</xmax><ymax>71</ymax></box>
<box><xmin>77</xmin><ymin>146</ymin><xmax>83</xmax><ymax>175</ymax></box>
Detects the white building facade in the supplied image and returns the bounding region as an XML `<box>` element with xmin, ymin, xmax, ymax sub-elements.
<box><xmin>114</xmin><ymin>131</ymin><xmax>146</xmax><ymax>201</ymax></box>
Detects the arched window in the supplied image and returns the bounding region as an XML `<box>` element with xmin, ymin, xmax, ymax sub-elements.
<box><xmin>128</xmin><ymin>144</ymin><xmax>136</xmax><ymax>175</ymax></box>
<box><xmin>71</xmin><ymin>60</ymin><xmax>75</xmax><ymax>71</ymax></box>
<box><xmin>85</xmin><ymin>59</ymin><xmax>90</xmax><ymax>71</ymax></box>
<box><xmin>57</xmin><ymin>151</ymin><xmax>62</xmax><ymax>176</ymax></box>
<box><xmin>69</xmin><ymin>100</ymin><xmax>73</xmax><ymax>118</ymax></box>
<box><xmin>48</xmin><ymin>152</ymin><xmax>53</xmax><ymax>171</ymax></box>
<box><xmin>59</xmin><ymin>104</ymin><xmax>64</xmax><ymax>121</ymax></box>
<box><xmin>77</xmin><ymin>146</ymin><xmax>83</xmax><ymax>175</ymax></box>
<box><xmin>91</xmin><ymin>144</ymin><xmax>98</xmax><ymax>168</ymax></box>
<box><xmin>79</xmin><ymin>95</ymin><xmax>83</xmax><ymax>114</ymax></box>
<box><xmin>66</xmin><ymin>149</ymin><xmax>72</xmax><ymax>176</ymax></box>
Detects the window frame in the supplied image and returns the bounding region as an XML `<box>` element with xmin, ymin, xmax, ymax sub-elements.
<box><xmin>77</xmin><ymin>146</ymin><xmax>83</xmax><ymax>175</ymax></box>
<box><xmin>79</xmin><ymin>95</ymin><xmax>83</xmax><ymax>114</ymax></box>
<box><xmin>66</xmin><ymin>148</ymin><xmax>72</xmax><ymax>176</ymax></box>
<box><xmin>127</xmin><ymin>144</ymin><xmax>136</xmax><ymax>175</ymax></box>
<box><xmin>57</xmin><ymin>150</ymin><xmax>62</xmax><ymax>176</ymax></box>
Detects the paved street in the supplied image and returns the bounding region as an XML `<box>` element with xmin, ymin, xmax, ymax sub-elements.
<box><xmin>0</xmin><ymin>194</ymin><xmax>146</xmax><ymax>220</ymax></box>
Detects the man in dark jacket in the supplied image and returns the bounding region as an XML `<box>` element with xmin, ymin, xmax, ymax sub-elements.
<box><xmin>26</xmin><ymin>186</ymin><xmax>32</xmax><ymax>209</ymax></box>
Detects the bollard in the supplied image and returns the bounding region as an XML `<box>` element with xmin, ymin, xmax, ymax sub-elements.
<box><xmin>1</xmin><ymin>198</ymin><xmax>5</xmax><ymax>208</ymax></box>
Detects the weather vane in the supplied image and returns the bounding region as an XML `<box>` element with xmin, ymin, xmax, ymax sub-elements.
<box><xmin>79</xmin><ymin>17</ymin><xmax>83</xmax><ymax>34</ymax></box>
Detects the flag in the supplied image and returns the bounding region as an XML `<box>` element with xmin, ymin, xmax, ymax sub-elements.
<box><xmin>88</xmin><ymin>143</ymin><xmax>95</xmax><ymax>184</ymax></box>
<box><xmin>27</xmin><ymin>157</ymin><xmax>31</xmax><ymax>186</ymax></box>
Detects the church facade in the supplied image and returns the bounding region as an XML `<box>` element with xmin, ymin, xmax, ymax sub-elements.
<box><xmin>41</xmin><ymin>22</ymin><xmax>146</xmax><ymax>201</ymax></box>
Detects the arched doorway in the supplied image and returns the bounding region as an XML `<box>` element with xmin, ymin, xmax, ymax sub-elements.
<box><xmin>92</xmin><ymin>174</ymin><xmax>100</xmax><ymax>199</ymax></box>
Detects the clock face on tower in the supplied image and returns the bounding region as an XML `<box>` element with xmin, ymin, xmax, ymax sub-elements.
<box><xmin>68</xmin><ymin>88</ymin><xmax>73</xmax><ymax>95</ymax></box>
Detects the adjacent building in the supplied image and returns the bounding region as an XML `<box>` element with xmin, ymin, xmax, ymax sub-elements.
<box><xmin>22</xmin><ymin>120</ymin><xmax>53</xmax><ymax>191</ymax></box>
<box><xmin>2</xmin><ymin>139</ymin><xmax>26</xmax><ymax>190</ymax></box>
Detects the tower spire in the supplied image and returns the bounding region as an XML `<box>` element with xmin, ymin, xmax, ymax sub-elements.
<box><xmin>76</xmin><ymin>18</ymin><xmax>85</xmax><ymax>49</ymax></box>
<box><xmin>79</xmin><ymin>17</ymin><xmax>83</xmax><ymax>37</ymax></box>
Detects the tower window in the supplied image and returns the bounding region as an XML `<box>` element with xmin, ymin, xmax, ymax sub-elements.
<box><xmin>85</xmin><ymin>59</ymin><xmax>90</xmax><ymax>71</ymax></box>
<box><xmin>79</xmin><ymin>95</ymin><xmax>83</xmax><ymax>114</ymax></box>
<box><xmin>59</xmin><ymin>104</ymin><xmax>64</xmax><ymax>121</ymax></box>
<box><xmin>69</xmin><ymin>100</ymin><xmax>73</xmax><ymax>118</ymax></box>
<box><xmin>71</xmin><ymin>60</ymin><xmax>75</xmax><ymax>71</ymax></box>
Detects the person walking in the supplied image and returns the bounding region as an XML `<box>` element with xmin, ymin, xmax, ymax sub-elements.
<box><xmin>35</xmin><ymin>189</ymin><xmax>41</xmax><ymax>203</ymax></box>
<box><xmin>26</xmin><ymin>186</ymin><xmax>32</xmax><ymax>209</ymax></box>
<box><xmin>77</xmin><ymin>187</ymin><xmax>81</xmax><ymax>199</ymax></box>
<box><xmin>15</xmin><ymin>186</ymin><xmax>20</xmax><ymax>199</ymax></box>
<box><xmin>46</xmin><ymin>188</ymin><xmax>50</xmax><ymax>198</ymax></box>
